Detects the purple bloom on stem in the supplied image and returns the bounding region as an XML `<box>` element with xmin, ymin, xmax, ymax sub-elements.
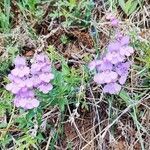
<box><xmin>5</xmin><ymin>83</ymin><xmax>15</xmax><ymax>92</ymax></box>
<box><xmin>24</xmin><ymin>98</ymin><xmax>39</xmax><ymax>109</ymax></box>
<box><xmin>103</xmin><ymin>83</ymin><xmax>121</xmax><ymax>94</ymax></box>
<box><xmin>14</xmin><ymin>56</ymin><xmax>26</xmax><ymax>66</ymax></box>
<box><xmin>120</xmin><ymin>46</ymin><xmax>134</xmax><ymax>57</ymax></box>
<box><xmin>94</xmin><ymin>70</ymin><xmax>118</xmax><ymax>84</ymax></box>
<box><xmin>97</xmin><ymin>59</ymin><xmax>113</xmax><ymax>71</ymax></box>
<box><xmin>39</xmin><ymin>73</ymin><xmax>54</xmax><ymax>83</ymax></box>
<box><xmin>115</xmin><ymin>62</ymin><xmax>130</xmax><ymax>75</ymax></box>
<box><xmin>11</xmin><ymin>66</ymin><xmax>30</xmax><ymax>77</ymax></box>
<box><xmin>13</xmin><ymin>97</ymin><xmax>21</xmax><ymax>107</ymax></box>
<box><xmin>31</xmin><ymin>76</ymin><xmax>41</xmax><ymax>87</ymax></box>
<box><xmin>21</xmin><ymin>87</ymin><xmax>28</xmax><ymax>92</ymax></box>
<box><xmin>25</xmin><ymin>78</ymin><xmax>34</xmax><ymax>88</ymax></box>
<box><xmin>38</xmin><ymin>83</ymin><xmax>53</xmax><ymax>94</ymax></box>
<box><xmin>11</xmin><ymin>68</ymin><xmax>20</xmax><ymax>76</ymax></box>
<box><xmin>13</xmin><ymin>97</ymin><xmax>39</xmax><ymax>109</ymax></box>
<box><xmin>31</xmin><ymin>63</ymin><xmax>42</xmax><ymax>73</ymax></box>
<box><xmin>29</xmin><ymin>98</ymin><xmax>40</xmax><ymax>108</ymax></box>
<box><xmin>36</xmin><ymin>53</ymin><xmax>50</xmax><ymax>63</ymax></box>
<box><xmin>89</xmin><ymin>14</ymin><xmax>134</xmax><ymax>95</ymax></box>
<box><xmin>11</xmin><ymin>86</ymin><xmax>21</xmax><ymax>94</ymax></box>
<box><xmin>36</xmin><ymin>54</ymin><xmax>46</xmax><ymax>62</ymax></box>
<box><xmin>17</xmin><ymin>90</ymin><xmax>35</xmax><ymax>98</ymax></box>
<box><xmin>42</xmin><ymin>65</ymin><xmax>52</xmax><ymax>72</ymax></box>
<box><xmin>88</xmin><ymin>60</ymin><xmax>101</xmax><ymax>71</ymax></box>
<box><xmin>5</xmin><ymin>54</ymin><xmax>54</xmax><ymax>110</ymax></box>
<box><xmin>119</xmin><ymin>75</ymin><xmax>128</xmax><ymax>85</ymax></box>
<box><xmin>31</xmin><ymin>53</ymin><xmax>54</xmax><ymax>92</ymax></box>
<box><xmin>106</xmin><ymin>52</ymin><xmax>124</xmax><ymax>64</ymax></box>
<box><xmin>120</xmin><ymin>36</ymin><xmax>130</xmax><ymax>46</ymax></box>
<box><xmin>115</xmin><ymin>62</ymin><xmax>130</xmax><ymax>84</ymax></box>
<box><xmin>19</xmin><ymin>66</ymin><xmax>30</xmax><ymax>77</ymax></box>
<box><xmin>107</xmin><ymin>41</ymin><xmax>121</xmax><ymax>52</ymax></box>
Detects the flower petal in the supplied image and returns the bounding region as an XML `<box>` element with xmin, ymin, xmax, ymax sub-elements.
<box><xmin>11</xmin><ymin>68</ymin><xmax>19</xmax><ymax>76</ymax></box>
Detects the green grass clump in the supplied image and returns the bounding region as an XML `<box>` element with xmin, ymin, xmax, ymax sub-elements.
<box><xmin>49</xmin><ymin>0</ymin><xmax>94</xmax><ymax>27</ymax></box>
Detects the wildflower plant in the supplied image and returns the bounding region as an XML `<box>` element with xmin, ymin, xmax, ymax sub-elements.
<box><xmin>31</xmin><ymin>53</ymin><xmax>54</xmax><ymax>94</ymax></box>
<box><xmin>5</xmin><ymin>53</ymin><xmax>54</xmax><ymax>110</ymax></box>
<box><xmin>89</xmin><ymin>14</ymin><xmax>134</xmax><ymax>94</ymax></box>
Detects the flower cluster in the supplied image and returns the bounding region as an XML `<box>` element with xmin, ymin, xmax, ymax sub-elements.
<box><xmin>89</xmin><ymin>33</ymin><xmax>134</xmax><ymax>94</ymax></box>
<box><xmin>5</xmin><ymin>53</ymin><xmax>53</xmax><ymax>109</ymax></box>
<box><xmin>31</xmin><ymin>53</ymin><xmax>54</xmax><ymax>94</ymax></box>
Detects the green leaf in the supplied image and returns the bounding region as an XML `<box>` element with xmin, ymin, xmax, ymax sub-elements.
<box><xmin>125</xmin><ymin>0</ymin><xmax>133</xmax><ymax>14</ymax></box>
<box><xmin>58</xmin><ymin>98</ymin><xmax>67</xmax><ymax>112</ymax></box>
<box><xmin>119</xmin><ymin>0</ymin><xmax>139</xmax><ymax>15</ymax></box>
<box><xmin>119</xmin><ymin>0</ymin><xmax>126</xmax><ymax>12</ymax></box>
<box><xmin>127</xmin><ymin>1</ymin><xmax>138</xmax><ymax>15</ymax></box>
<box><xmin>62</xmin><ymin>63</ymin><xmax>70</xmax><ymax>75</ymax></box>
<box><xmin>69</xmin><ymin>0</ymin><xmax>76</xmax><ymax>5</ymax></box>
<box><xmin>119</xmin><ymin>90</ymin><xmax>131</xmax><ymax>105</ymax></box>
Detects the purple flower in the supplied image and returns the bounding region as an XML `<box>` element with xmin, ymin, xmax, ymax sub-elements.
<box><xmin>31</xmin><ymin>75</ymin><xmax>41</xmax><ymax>87</ymax></box>
<box><xmin>5</xmin><ymin>54</ymin><xmax>55</xmax><ymax>110</ymax></box>
<box><xmin>17</xmin><ymin>90</ymin><xmax>35</xmax><ymax>98</ymax></box>
<box><xmin>97</xmin><ymin>59</ymin><xmax>113</xmax><ymax>71</ymax></box>
<box><xmin>38</xmin><ymin>83</ymin><xmax>53</xmax><ymax>94</ymax></box>
<box><xmin>31</xmin><ymin>63</ymin><xmax>42</xmax><ymax>73</ymax></box>
<box><xmin>120</xmin><ymin>46</ymin><xmax>134</xmax><ymax>57</ymax></box>
<box><xmin>119</xmin><ymin>75</ymin><xmax>128</xmax><ymax>85</ymax></box>
<box><xmin>103</xmin><ymin>83</ymin><xmax>121</xmax><ymax>94</ymax></box>
<box><xmin>39</xmin><ymin>73</ymin><xmax>54</xmax><ymax>83</ymax></box>
<box><xmin>115</xmin><ymin>62</ymin><xmax>130</xmax><ymax>75</ymax></box>
<box><xmin>120</xmin><ymin>36</ymin><xmax>130</xmax><ymax>46</ymax></box>
<box><xmin>31</xmin><ymin>53</ymin><xmax>54</xmax><ymax>93</ymax></box>
<box><xmin>107</xmin><ymin>41</ymin><xmax>121</xmax><ymax>52</ymax></box>
<box><xmin>94</xmin><ymin>70</ymin><xmax>118</xmax><ymax>84</ymax></box>
<box><xmin>89</xmin><ymin>24</ymin><xmax>134</xmax><ymax>95</ymax></box>
<box><xmin>13</xmin><ymin>96</ymin><xmax>39</xmax><ymax>109</ymax></box>
<box><xmin>24</xmin><ymin>78</ymin><xmax>34</xmax><ymax>88</ymax></box>
<box><xmin>115</xmin><ymin>62</ymin><xmax>130</xmax><ymax>84</ymax></box>
<box><xmin>42</xmin><ymin>65</ymin><xmax>52</xmax><ymax>72</ymax></box>
<box><xmin>105</xmin><ymin>52</ymin><xmax>124</xmax><ymax>64</ymax></box>
<box><xmin>14</xmin><ymin>56</ymin><xmax>26</xmax><ymax>66</ymax></box>
<box><xmin>5</xmin><ymin>83</ymin><xmax>20</xmax><ymax>94</ymax></box>
<box><xmin>88</xmin><ymin>60</ymin><xmax>101</xmax><ymax>71</ymax></box>
<box><xmin>36</xmin><ymin>53</ymin><xmax>49</xmax><ymax>62</ymax></box>
<box><xmin>24</xmin><ymin>98</ymin><xmax>39</xmax><ymax>109</ymax></box>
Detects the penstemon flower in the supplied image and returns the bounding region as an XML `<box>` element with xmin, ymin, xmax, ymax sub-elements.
<box><xmin>5</xmin><ymin>56</ymin><xmax>39</xmax><ymax>109</ymax></box>
<box><xmin>89</xmin><ymin>15</ymin><xmax>134</xmax><ymax>94</ymax></box>
<box><xmin>5</xmin><ymin>53</ymin><xmax>54</xmax><ymax>109</ymax></box>
<box><xmin>31</xmin><ymin>53</ymin><xmax>54</xmax><ymax>94</ymax></box>
<box><xmin>13</xmin><ymin>90</ymin><xmax>39</xmax><ymax>110</ymax></box>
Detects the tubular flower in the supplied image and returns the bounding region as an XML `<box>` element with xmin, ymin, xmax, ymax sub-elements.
<box><xmin>5</xmin><ymin>53</ymin><xmax>54</xmax><ymax>109</ymax></box>
<box><xmin>89</xmin><ymin>16</ymin><xmax>134</xmax><ymax>94</ymax></box>
<box><xmin>31</xmin><ymin>53</ymin><xmax>54</xmax><ymax>94</ymax></box>
<box><xmin>5</xmin><ymin>56</ymin><xmax>39</xmax><ymax>109</ymax></box>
